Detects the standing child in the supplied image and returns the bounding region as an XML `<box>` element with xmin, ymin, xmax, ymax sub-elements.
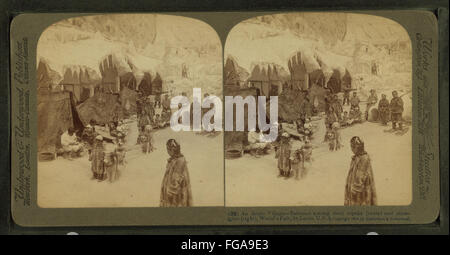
<box><xmin>116</xmin><ymin>141</ymin><xmax>126</xmax><ymax>166</ymax></box>
<box><xmin>104</xmin><ymin>149</ymin><xmax>118</xmax><ymax>183</ymax></box>
<box><xmin>138</xmin><ymin>110</ymin><xmax>150</xmax><ymax>132</ymax></box>
<box><xmin>332</xmin><ymin>122</ymin><xmax>342</xmax><ymax>151</ymax></box>
<box><xmin>89</xmin><ymin>135</ymin><xmax>105</xmax><ymax>181</ymax></box>
<box><xmin>137</xmin><ymin>130</ymin><xmax>147</xmax><ymax>149</ymax></box>
<box><xmin>302</xmin><ymin>138</ymin><xmax>313</xmax><ymax>163</ymax></box>
<box><xmin>154</xmin><ymin>114</ymin><xmax>165</xmax><ymax>128</ymax></box>
<box><xmin>141</xmin><ymin>125</ymin><xmax>154</xmax><ymax>154</ymax></box>
<box><xmin>324</xmin><ymin>122</ymin><xmax>341</xmax><ymax>151</ymax></box>
<box><xmin>290</xmin><ymin>148</ymin><xmax>304</xmax><ymax>180</ymax></box>
<box><xmin>325</xmin><ymin>128</ymin><xmax>336</xmax><ymax>151</ymax></box>
<box><xmin>277</xmin><ymin>133</ymin><xmax>292</xmax><ymax>178</ymax></box>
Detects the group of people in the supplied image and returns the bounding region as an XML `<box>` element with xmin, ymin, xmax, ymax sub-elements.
<box><xmin>275</xmin><ymin>133</ymin><xmax>313</xmax><ymax>180</ymax></box>
<box><xmin>59</xmin><ymin>118</ymin><xmax>129</xmax><ymax>182</ymax></box>
<box><xmin>88</xmin><ymin>134</ymin><xmax>126</xmax><ymax>182</ymax></box>
<box><xmin>324</xmin><ymin>91</ymin><xmax>366</xmax><ymax>152</ymax></box>
<box><xmin>136</xmin><ymin>93</ymin><xmax>172</xmax><ymax>154</ymax></box>
<box><xmin>377</xmin><ymin>90</ymin><xmax>405</xmax><ymax>130</ymax></box>
<box><xmin>277</xmin><ymin>110</ymin><xmax>377</xmax><ymax>205</ymax></box>
<box><xmin>329</xmin><ymin>88</ymin><xmax>405</xmax><ymax>131</ymax></box>
<box><xmin>60</xmin><ymin>121</ymin><xmax>193</xmax><ymax>206</ymax></box>
<box><xmin>325</xmin><ymin>92</ymin><xmax>362</xmax><ymax>129</ymax></box>
<box><xmin>136</xmin><ymin>93</ymin><xmax>171</xmax><ymax>132</ymax></box>
<box><xmin>354</xmin><ymin>88</ymin><xmax>405</xmax><ymax>131</ymax></box>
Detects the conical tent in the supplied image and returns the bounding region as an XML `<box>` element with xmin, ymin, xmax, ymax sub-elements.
<box><xmin>342</xmin><ymin>69</ymin><xmax>352</xmax><ymax>89</ymax></box>
<box><xmin>120</xmin><ymin>86</ymin><xmax>138</xmax><ymax>116</ymax></box>
<box><xmin>309</xmin><ymin>84</ymin><xmax>329</xmax><ymax>112</ymax></box>
<box><xmin>224</xmin><ymin>56</ymin><xmax>250</xmax><ymax>89</ymax></box>
<box><xmin>309</xmin><ymin>69</ymin><xmax>326</xmax><ymax>87</ymax></box>
<box><xmin>327</xmin><ymin>69</ymin><xmax>342</xmax><ymax>93</ymax></box>
<box><xmin>38</xmin><ymin>90</ymin><xmax>84</xmax><ymax>153</ymax></box>
<box><xmin>120</xmin><ymin>72</ymin><xmax>137</xmax><ymax>91</ymax></box>
<box><xmin>277</xmin><ymin>89</ymin><xmax>308</xmax><ymax>122</ymax></box>
<box><xmin>138</xmin><ymin>72</ymin><xmax>152</xmax><ymax>97</ymax></box>
<box><xmin>152</xmin><ymin>72</ymin><xmax>163</xmax><ymax>95</ymax></box>
<box><xmin>224</xmin><ymin>87</ymin><xmax>259</xmax><ymax>153</ymax></box>
<box><xmin>37</xmin><ymin>60</ymin><xmax>61</xmax><ymax>90</ymax></box>
<box><xmin>76</xmin><ymin>92</ymin><xmax>124</xmax><ymax>126</ymax></box>
<box><xmin>224</xmin><ymin>57</ymin><xmax>241</xmax><ymax>87</ymax></box>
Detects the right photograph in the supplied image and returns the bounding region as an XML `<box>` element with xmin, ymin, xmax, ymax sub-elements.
<box><xmin>224</xmin><ymin>12</ymin><xmax>412</xmax><ymax>206</ymax></box>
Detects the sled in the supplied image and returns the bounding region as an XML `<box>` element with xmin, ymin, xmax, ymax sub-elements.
<box><xmin>395</xmin><ymin>127</ymin><xmax>409</xmax><ymax>136</ymax></box>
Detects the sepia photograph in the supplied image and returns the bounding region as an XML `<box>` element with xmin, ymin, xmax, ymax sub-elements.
<box><xmin>224</xmin><ymin>13</ymin><xmax>413</xmax><ymax>206</ymax></box>
<box><xmin>36</xmin><ymin>14</ymin><xmax>224</xmax><ymax>208</ymax></box>
<box><xmin>7</xmin><ymin>4</ymin><xmax>443</xmax><ymax>228</ymax></box>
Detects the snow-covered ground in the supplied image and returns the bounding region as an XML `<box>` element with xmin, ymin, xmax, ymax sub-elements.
<box><xmin>38</xmin><ymin>119</ymin><xmax>224</xmax><ymax>208</ymax></box>
<box><xmin>225</xmin><ymin>108</ymin><xmax>412</xmax><ymax>207</ymax></box>
<box><xmin>38</xmin><ymin>106</ymin><xmax>412</xmax><ymax>208</ymax></box>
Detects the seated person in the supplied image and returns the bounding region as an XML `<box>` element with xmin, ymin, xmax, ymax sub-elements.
<box><xmin>115</xmin><ymin>131</ymin><xmax>125</xmax><ymax>144</ymax></box>
<box><xmin>295</xmin><ymin>117</ymin><xmax>305</xmax><ymax>134</ymax></box>
<box><xmin>348</xmin><ymin>105</ymin><xmax>363</xmax><ymax>124</ymax></box>
<box><xmin>61</xmin><ymin>127</ymin><xmax>83</xmax><ymax>159</ymax></box>
<box><xmin>246</xmin><ymin>130</ymin><xmax>270</xmax><ymax>156</ymax></box>
<box><xmin>116</xmin><ymin>121</ymin><xmax>128</xmax><ymax>136</ymax></box>
<box><xmin>153</xmin><ymin>114</ymin><xmax>165</xmax><ymax>128</ymax></box>
<box><xmin>109</xmin><ymin>122</ymin><xmax>119</xmax><ymax>137</ymax></box>
<box><xmin>340</xmin><ymin>111</ymin><xmax>351</xmax><ymax>127</ymax></box>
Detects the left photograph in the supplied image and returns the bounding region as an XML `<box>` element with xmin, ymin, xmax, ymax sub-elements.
<box><xmin>36</xmin><ymin>14</ymin><xmax>224</xmax><ymax>208</ymax></box>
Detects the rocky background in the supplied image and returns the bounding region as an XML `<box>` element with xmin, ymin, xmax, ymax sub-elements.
<box><xmin>37</xmin><ymin>14</ymin><xmax>223</xmax><ymax>97</ymax></box>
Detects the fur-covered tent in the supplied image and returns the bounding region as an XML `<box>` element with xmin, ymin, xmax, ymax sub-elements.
<box><xmin>224</xmin><ymin>56</ymin><xmax>249</xmax><ymax>93</ymax></box>
<box><xmin>38</xmin><ymin>90</ymin><xmax>84</xmax><ymax>153</ymax></box>
<box><xmin>152</xmin><ymin>72</ymin><xmax>163</xmax><ymax>96</ymax></box>
<box><xmin>37</xmin><ymin>59</ymin><xmax>61</xmax><ymax>91</ymax></box>
<box><xmin>119</xmin><ymin>86</ymin><xmax>138</xmax><ymax>116</ymax></box>
<box><xmin>59</xmin><ymin>65</ymin><xmax>99</xmax><ymax>103</ymax></box>
<box><xmin>248</xmin><ymin>64</ymin><xmax>283</xmax><ymax>96</ymax></box>
<box><xmin>288</xmin><ymin>51</ymin><xmax>321</xmax><ymax>90</ymax></box>
<box><xmin>138</xmin><ymin>72</ymin><xmax>152</xmax><ymax>97</ymax></box>
<box><xmin>76</xmin><ymin>92</ymin><xmax>124</xmax><ymax>126</ymax></box>
<box><xmin>277</xmin><ymin>89</ymin><xmax>311</xmax><ymax>122</ymax></box>
<box><xmin>120</xmin><ymin>72</ymin><xmax>137</xmax><ymax>91</ymax></box>
<box><xmin>224</xmin><ymin>87</ymin><xmax>259</xmax><ymax>153</ymax></box>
